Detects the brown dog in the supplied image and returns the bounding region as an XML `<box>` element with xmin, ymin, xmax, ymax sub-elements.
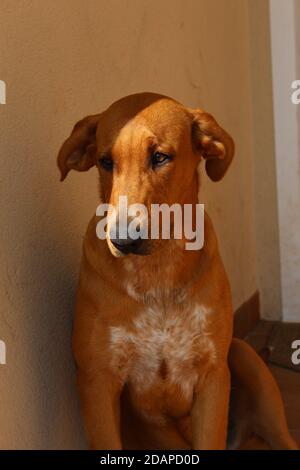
<box><xmin>57</xmin><ymin>93</ymin><xmax>297</xmax><ymax>450</ymax></box>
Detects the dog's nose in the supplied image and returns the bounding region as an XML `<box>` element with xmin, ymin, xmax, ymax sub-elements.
<box><xmin>109</xmin><ymin>216</ymin><xmax>144</xmax><ymax>254</ymax></box>
<box><xmin>110</xmin><ymin>236</ymin><xmax>143</xmax><ymax>254</ymax></box>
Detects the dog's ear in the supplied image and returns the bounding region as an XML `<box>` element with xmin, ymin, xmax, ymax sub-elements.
<box><xmin>190</xmin><ymin>109</ymin><xmax>235</xmax><ymax>181</ymax></box>
<box><xmin>57</xmin><ymin>114</ymin><xmax>101</xmax><ymax>181</ymax></box>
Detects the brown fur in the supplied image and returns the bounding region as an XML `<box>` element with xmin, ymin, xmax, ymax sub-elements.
<box><xmin>57</xmin><ymin>93</ymin><xmax>297</xmax><ymax>450</ymax></box>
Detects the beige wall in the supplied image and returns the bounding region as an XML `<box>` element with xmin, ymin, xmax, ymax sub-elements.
<box><xmin>248</xmin><ymin>0</ymin><xmax>282</xmax><ymax>320</ymax></box>
<box><xmin>269</xmin><ymin>0</ymin><xmax>300</xmax><ymax>321</ymax></box>
<box><xmin>0</xmin><ymin>0</ymin><xmax>258</xmax><ymax>448</ymax></box>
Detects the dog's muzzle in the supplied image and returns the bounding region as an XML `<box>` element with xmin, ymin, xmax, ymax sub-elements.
<box><xmin>108</xmin><ymin>216</ymin><xmax>149</xmax><ymax>255</ymax></box>
<box><xmin>110</xmin><ymin>236</ymin><xmax>144</xmax><ymax>255</ymax></box>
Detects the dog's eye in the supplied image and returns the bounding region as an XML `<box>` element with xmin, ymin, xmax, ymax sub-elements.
<box><xmin>151</xmin><ymin>152</ymin><xmax>171</xmax><ymax>168</ymax></box>
<box><xmin>99</xmin><ymin>157</ymin><xmax>114</xmax><ymax>172</ymax></box>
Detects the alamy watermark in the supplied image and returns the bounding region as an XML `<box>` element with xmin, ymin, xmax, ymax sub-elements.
<box><xmin>291</xmin><ymin>80</ymin><xmax>300</xmax><ymax>104</ymax></box>
<box><xmin>0</xmin><ymin>340</ymin><xmax>6</xmax><ymax>365</ymax></box>
<box><xmin>0</xmin><ymin>80</ymin><xmax>6</xmax><ymax>104</ymax></box>
<box><xmin>96</xmin><ymin>196</ymin><xmax>204</xmax><ymax>250</ymax></box>
<box><xmin>291</xmin><ymin>340</ymin><xmax>300</xmax><ymax>366</ymax></box>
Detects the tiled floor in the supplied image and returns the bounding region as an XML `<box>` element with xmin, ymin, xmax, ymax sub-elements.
<box><xmin>245</xmin><ymin>321</ymin><xmax>300</xmax><ymax>448</ymax></box>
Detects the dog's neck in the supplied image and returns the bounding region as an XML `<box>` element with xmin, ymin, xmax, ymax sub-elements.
<box><xmin>120</xmin><ymin>240</ymin><xmax>205</xmax><ymax>307</ymax></box>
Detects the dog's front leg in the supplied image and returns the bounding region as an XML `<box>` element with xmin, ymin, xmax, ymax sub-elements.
<box><xmin>191</xmin><ymin>365</ymin><xmax>230</xmax><ymax>450</ymax></box>
<box><xmin>77</xmin><ymin>369</ymin><xmax>122</xmax><ymax>450</ymax></box>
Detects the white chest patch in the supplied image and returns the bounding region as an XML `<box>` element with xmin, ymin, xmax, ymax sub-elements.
<box><xmin>110</xmin><ymin>304</ymin><xmax>216</xmax><ymax>399</ymax></box>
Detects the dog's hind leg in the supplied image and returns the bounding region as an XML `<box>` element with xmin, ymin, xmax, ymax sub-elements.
<box><xmin>228</xmin><ymin>338</ymin><xmax>298</xmax><ymax>450</ymax></box>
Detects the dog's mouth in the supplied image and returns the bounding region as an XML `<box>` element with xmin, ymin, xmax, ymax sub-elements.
<box><xmin>106</xmin><ymin>237</ymin><xmax>151</xmax><ymax>257</ymax></box>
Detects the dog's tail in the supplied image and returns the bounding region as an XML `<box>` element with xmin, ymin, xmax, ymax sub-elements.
<box><xmin>227</xmin><ymin>338</ymin><xmax>298</xmax><ymax>450</ymax></box>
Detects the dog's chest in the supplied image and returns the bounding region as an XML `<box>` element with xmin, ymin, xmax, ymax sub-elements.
<box><xmin>110</xmin><ymin>305</ymin><xmax>216</xmax><ymax>420</ymax></box>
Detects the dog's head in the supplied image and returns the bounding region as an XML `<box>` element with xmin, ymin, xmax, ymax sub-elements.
<box><xmin>57</xmin><ymin>93</ymin><xmax>234</xmax><ymax>257</ymax></box>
